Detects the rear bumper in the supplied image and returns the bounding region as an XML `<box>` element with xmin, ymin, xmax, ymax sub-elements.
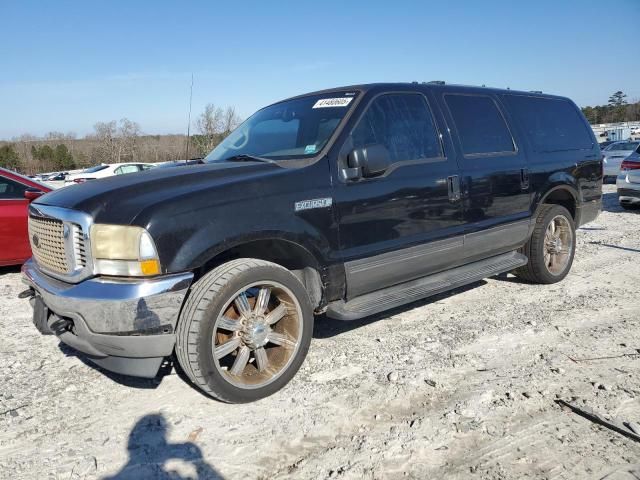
<box><xmin>577</xmin><ymin>198</ymin><xmax>602</xmax><ymax>226</ymax></box>
<box><xmin>617</xmin><ymin>175</ymin><xmax>640</xmax><ymax>203</ymax></box>
<box><xmin>22</xmin><ymin>259</ymin><xmax>193</xmax><ymax>377</ymax></box>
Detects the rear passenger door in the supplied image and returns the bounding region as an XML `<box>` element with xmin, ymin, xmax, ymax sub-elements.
<box><xmin>334</xmin><ymin>91</ymin><xmax>464</xmax><ymax>298</ymax></box>
<box><xmin>440</xmin><ymin>92</ymin><xmax>530</xmax><ymax>261</ymax></box>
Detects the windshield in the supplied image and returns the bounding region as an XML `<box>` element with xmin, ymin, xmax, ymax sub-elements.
<box><xmin>206</xmin><ymin>91</ymin><xmax>359</xmax><ymax>162</ymax></box>
<box><xmin>83</xmin><ymin>164</ymin><xmax>109</xmax><ymax>173</ymax></box>
<box><xmin>607</xmin><ymin>142</ymin><xmax>639</xmax><ymax>151</ymax></box>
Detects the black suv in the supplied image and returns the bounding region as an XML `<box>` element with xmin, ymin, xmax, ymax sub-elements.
<box><xmin>22</xmin><ymin>83</ymin><xmax>602</xmax><ymax>403</ymax></box>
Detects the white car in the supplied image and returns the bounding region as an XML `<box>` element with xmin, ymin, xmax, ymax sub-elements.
<box><xmin>602</xmin><ymin>141</ymin><xmax>640</xmax><ymax>179</ymax></box>
<box><xmin>65</xmin><ymin>163</ymin><xmax>156</xmax><ymax>186</ymax></box>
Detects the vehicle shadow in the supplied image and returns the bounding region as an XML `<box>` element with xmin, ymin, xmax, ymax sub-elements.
<box><xmin>313</xmin><ymin>280</ymin><xmax>486</xmax><ymax>339</ymax></box>
<box><xmin>602</xmin><ymin>191</ymin><xmax>632</xmax><ymax>213</ymax></box>
<box><xmin>102</xmin><ymin>413</ymin><xmax>223</xmax><ymax>479</ymax></box>
<box><xmin>57</xmin><ymin>342</ymin><xmax>174</xmax><ymax>389</ymax></box>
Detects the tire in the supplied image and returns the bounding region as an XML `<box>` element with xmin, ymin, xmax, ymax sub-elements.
<box><xmin>514</xmin><ymin>204</ymin><xmax>576</xmax><ymax>284</ymax></box>
<box><xmin>175</xmin><ymin>259</ymin><xmax>314</xmax><ymax>403</ymax></box>
<box><xmin>621</xmin><ymin>202</ymin><xmax>639</xmax><ymax>210</ymax></box>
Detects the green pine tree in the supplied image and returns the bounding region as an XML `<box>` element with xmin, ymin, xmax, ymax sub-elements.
<box><xmin>0</xmin><ymin>144</ymin><xmax>21</xmax><ymax>170</ymax></box>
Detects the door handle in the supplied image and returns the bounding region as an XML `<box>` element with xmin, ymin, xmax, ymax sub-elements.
<box><xmin>520</xmin><ymin>168</ymin><xmax>530</xmax><ymax>190</ymax></box>
<box><xmin>448</xmin><ymin>175</ymin><xmax>461</xmax><ymax>202</ymax></box>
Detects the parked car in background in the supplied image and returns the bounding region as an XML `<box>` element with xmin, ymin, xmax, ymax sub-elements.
<box><xmin>603</xmin><ymin>141</ymin><xmax>640</xmax><ymax>180</ymax></box>
<box><xmin>0</xmin><ymin>168</ymin><xmax>52</xmax><ymax>266</ymax></box>
<box><xmin>156</xmin><ymin>159</ymin><xmax>205</xmax><ymax>168</ymax></box>
<box><xmin>41</xmin><ymin>171</ymin><xmax>69</xmax><ymax>190</ymax></box>
<box><xmin>64</xmin><ymin>163</ymin><xmax>156</xmax><ymax>185</ymax></box>
<box><xmin>617</xmin><ymin>171</ymin><xmax>640</xmax><ymax>210</ymax></box>
<box><xmin>598</xmin><ymin>140</ymin><xmax>615</xmax><ymax>149</ymax></box>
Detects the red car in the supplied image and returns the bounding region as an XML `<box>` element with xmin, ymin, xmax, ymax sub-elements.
<box><xmin>0</xmin><ymin>168</ymin><xmax>52</xmax><ymax>266</ymax></box>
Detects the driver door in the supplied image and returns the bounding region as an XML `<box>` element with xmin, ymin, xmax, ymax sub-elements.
<box><xmin>333</xmin><ymin>91</ymin><xmax>464</xmax><ymax>298</ymax></box>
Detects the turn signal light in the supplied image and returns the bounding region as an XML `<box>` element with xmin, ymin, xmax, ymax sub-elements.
<box><xmin>140</xmin><ymin>259</ymin><xmax>161</xmax><ymax>276</ymax></box>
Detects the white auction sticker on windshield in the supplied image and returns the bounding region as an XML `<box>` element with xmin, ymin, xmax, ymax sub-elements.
<box><xmin>312</xmin><ymin>97</ymin><xmax>353</xmax><ymax>109</ymax></box>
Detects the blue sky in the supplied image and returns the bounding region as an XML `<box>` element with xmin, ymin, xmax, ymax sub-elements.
<box><xmin>1</xmin><ymin>0</ymin><xmax>638</xmax><ymax>139</ymax></box>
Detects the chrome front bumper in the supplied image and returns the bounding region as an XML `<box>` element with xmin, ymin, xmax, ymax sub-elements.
<box><xmin>22</xmin><ymin>259</ymin><xmax>193</xmax><ymax>377</ymax></box>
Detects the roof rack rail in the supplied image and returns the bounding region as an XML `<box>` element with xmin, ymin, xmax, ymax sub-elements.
<box><xmin>530</xmin><ymin>90</ymin><xmax>543</xmax><ymax>94</ymax></box>
<box><xmin>427</xmin><ymin>80</ymin><xmax>445</xmax><ymax>85</ymax></box>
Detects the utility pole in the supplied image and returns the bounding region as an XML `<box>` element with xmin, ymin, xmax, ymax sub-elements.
<box><xmin>185</xmin><ymin>73</ymin><xmax>194</xmax><ymax>162</ymax></box>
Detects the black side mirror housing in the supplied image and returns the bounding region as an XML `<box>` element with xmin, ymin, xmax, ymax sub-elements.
<box><xmin>346</xmin><ymin>144</ymin><xmax>391</xmax><ymax>179</ymax></box>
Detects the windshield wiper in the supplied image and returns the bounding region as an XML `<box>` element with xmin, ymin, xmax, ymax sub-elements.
<box><xmin>223</xmin><ymin>154</ymin><xmax>275</xmax><ymax>164</ymax></box>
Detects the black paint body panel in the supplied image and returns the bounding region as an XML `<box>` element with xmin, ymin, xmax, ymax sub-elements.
<box><xmin>34</xmin><ymin>83</ymin><xmax>602</xmax><ymax>304</ymax></box>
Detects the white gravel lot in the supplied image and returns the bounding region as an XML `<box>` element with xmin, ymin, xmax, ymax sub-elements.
<box><xmin>1</xmin><ymin>185</ymin><xmax>640</xmax><ymax>480</ymax></box>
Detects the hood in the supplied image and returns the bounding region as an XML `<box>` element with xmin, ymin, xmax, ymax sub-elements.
<box><xmin>34</xmin><ymin>161</ymin><xmax>281</xmax><ymax>224</ymax></box>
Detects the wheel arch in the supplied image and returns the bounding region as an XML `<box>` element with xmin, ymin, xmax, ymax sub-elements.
<box><xmin>192</xmin><ymin>235</ymin><xmax>325</xmax><ymax>309</ymax></box>
<box><xmin>535</xmin><ymin>183</ymin><xmax>579</xmax><ymax>222</ymax></box>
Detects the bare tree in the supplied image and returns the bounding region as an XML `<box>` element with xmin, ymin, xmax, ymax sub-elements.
<box><xmin>221</xmin><ymin>106</ymin><xmax>242</xmax><ymax>136</ymax></box>
<box><xmin>195</xmin><ymin>103</ymin><xmax>224</xmax><ymax>155</ymax></box>
<box><xmin>118</xmin><ymin>118</ymin><xmax>141</xmax><ymax>162</ymax></box>
<box><xmin>93</xmin><ymin>121</ymin><xmax>118</xmax><ymax>163</ymax></box>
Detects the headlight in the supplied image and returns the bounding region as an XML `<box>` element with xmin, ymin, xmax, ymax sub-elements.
<box><xmin>90</xmin><ymin>224</ymin><xmax>161</xmax><ymax>276</ymax></box>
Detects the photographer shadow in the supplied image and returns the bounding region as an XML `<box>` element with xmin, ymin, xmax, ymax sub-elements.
<box><xmin>103</xmin><ymin>414</ymin><xmax>223</xmax><ymax>479</ymax></box>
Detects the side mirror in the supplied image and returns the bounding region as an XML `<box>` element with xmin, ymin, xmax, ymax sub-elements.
<box><xmin>346</xmin><ymin>144</ymin><xmax>391</xmax><ymax>179</ymax></box>
<box><xmin>24</xmin><ymin>188</ymin><xmax>45</xmax><ymax>201</ymax></box>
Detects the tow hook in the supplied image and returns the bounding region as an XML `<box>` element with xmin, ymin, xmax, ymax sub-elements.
<box><xmin>18</xmin><ymin>288</ymin><xmax>35</xmax><ymax>300</ymax></box>
<box><xmin>49</xmin><ymin>316</ymin><xmax>73</xmax><ymax>336</ymax></box>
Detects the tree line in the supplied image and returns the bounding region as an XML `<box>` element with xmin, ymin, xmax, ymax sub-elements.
<box><xmin>3</xmin><ymin>91</ymin><xmax>638</xmax><ymax>174</ymax></box>
<box><xmin>0</xmin><ymin>103</ymin><xmax>242</xmax><ymax>174</ymax></box>
<box><xmin>581</xmin><ymin>91</ymin><xmax>640</xmax><ymax>125</ymax></box>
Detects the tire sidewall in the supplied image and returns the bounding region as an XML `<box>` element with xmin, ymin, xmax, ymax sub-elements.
<box><xmin>196</xmin><ymin>264</ymin><xmax>313</xmax><ymax>403</ymax></box>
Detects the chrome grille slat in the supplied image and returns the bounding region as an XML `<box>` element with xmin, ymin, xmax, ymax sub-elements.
<box><xmin>28</xmin><ymin>217</ymin><xmax>69</xmax><ymax>274</ymax></box>
<box><xmin>27</xmin><ymin>205</ymin><xmax>94</xmax><ymax>283</ymax></box>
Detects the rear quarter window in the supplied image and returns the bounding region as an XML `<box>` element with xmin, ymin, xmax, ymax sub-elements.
<box><xmin>503</xmin><ymin>95</ymin><xmax>593</xmax><ymax>152</ymax></box>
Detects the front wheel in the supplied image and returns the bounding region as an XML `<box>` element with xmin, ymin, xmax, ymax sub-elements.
<box><xmin>176</xmin><ymin>259</ymin><xmax>313</xmax><ymax>403</ymax></box>
<box><xmin>514</xmin><ymin>204</ymin><xmax>576</xmax><ymax>284</ymax></box>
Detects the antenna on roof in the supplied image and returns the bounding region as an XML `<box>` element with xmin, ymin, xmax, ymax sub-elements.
<box><xmin>184</xmin><ymin>73</ymin><xmax>194</xmax><ymax>161</ymax></box>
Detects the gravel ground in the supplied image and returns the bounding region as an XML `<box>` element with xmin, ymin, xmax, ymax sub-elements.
<box><xmin>1</xmin><ymin>185</ymin><xmax>640</xmax><ymax>480</ymax></box>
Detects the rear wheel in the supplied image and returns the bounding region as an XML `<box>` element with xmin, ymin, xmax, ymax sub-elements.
<box><xmin>514</xmin><ymin>204</ymin><xmax>576</xmax><ymax>284</ymax></box>
<box><xmin>176</xmin><ymin>259</ymin><xmax>313</xmax><ymax>403</ymax></box>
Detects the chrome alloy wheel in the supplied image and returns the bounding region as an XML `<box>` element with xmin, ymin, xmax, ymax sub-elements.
<box><xmin>212</xmin><ymin>281</ymin><xmax>303</xmax><ymax>389</ymax></box>
<box><xmin>544</xmin><ymin>215</ymin><xmax>573</xmax><ymax>275</ymax></box>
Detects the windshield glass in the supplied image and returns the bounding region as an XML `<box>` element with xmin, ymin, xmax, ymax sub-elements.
<box><xmin>83</xmin><ymin>164</ymin><xmax>109</xmax><ymax>173</ymax></box>
<box><xmin>206</xmin><ymin>91</ymin><xmax>359</xmax><ymax>162</ymax></box>
<box><xmin>608</xmin><ymin>142</ymin><xmax>639</xmax><ymax>151</ymax></box>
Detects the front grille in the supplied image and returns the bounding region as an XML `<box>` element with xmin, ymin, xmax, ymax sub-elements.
<box><xmin>28</xmin><ymin>217</ymin><xmax>69</xmax><ymax>274</ymax></box>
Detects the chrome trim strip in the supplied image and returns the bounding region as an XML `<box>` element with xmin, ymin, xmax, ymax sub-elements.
<box><xmin>22</xmin><ymin>259</ymin><xmax>193</xmax><ymax>335</ymax></box>
<box><xmin>345</xmin><ymin>236</ymin><xmax>464</xmax><ymax>298</ymax></box>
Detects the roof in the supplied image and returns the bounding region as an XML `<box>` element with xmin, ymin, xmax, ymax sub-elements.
<box><xmin>276</xmin><ymin>82</ymin><xmax>566</xmax><ymax>106</ymax></box>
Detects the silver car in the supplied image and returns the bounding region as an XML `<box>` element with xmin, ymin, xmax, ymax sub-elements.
<box><xmin>617</xmin><ymin>156</ymin><xmax>640</xmax><ymax>209</ymax></box>
<box><xmin>603</xmin><ymin>141</ymin><xmax>640</xmax><ymax>179</ymax></box>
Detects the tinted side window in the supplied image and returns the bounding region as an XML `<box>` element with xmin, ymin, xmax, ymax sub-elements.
<box><xmin>352</xmin><ymin>94</ymin><xmax>442</xmax><ymax>162</ymax></box>
<box><xmin>504</xmin><ymin>95</ymin><xmax>593</xmax><ymax>152</ymax></box>
<box><xmin>445</xmin><ymin>94</ymin><xmax>515</xmax><ymax>155</ymax></box>
<box><xmin>0</xmin><ymin>176</ymin><xmax>27</xmax><ymax>199</ymax></box>
<box><xmin>115</xmin><ymin>165</ymin><xmax>139</xmax><ymax>175</ymax></box>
